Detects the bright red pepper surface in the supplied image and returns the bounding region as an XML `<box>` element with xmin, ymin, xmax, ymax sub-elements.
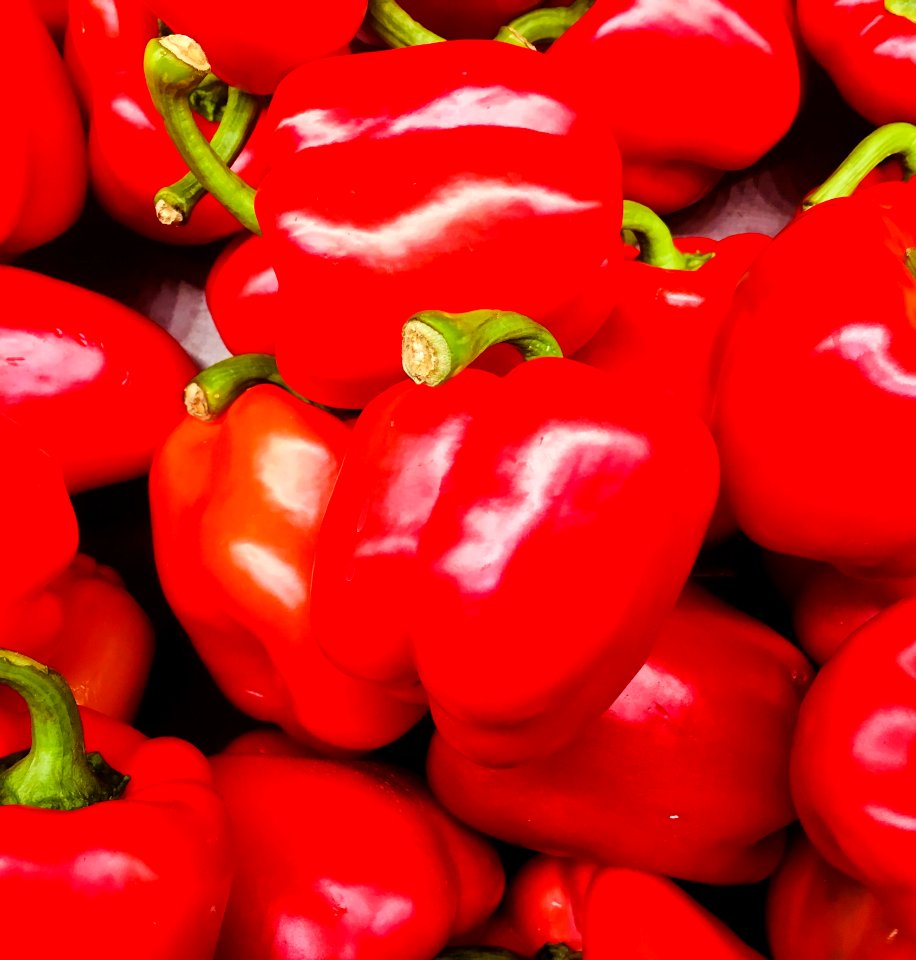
<box><xmin>546</xmin><ymin>0</ymin><xmax>802</xmax><ymax>212</ymax></box>
<box><xmin>427</xmin><ymin>584</ymin><xmax>811</xmax><ymax>883</ymax></box>
<box><xmin>797</xmin><ymin>0</ymin><xmax>916</xmax><ymax>126</ymax></box>
<box><xmin>312</xmin><ymin>359</ymin><xmax>718</xmax><ymax>766</ymax></box>
<box><xmin>150</xmin><ymin>384</ymin><xmax>425</xmax><ymax>752</ymax></box>
<box><xmin>209</xmin><ymin>744</ymin><xmax>504</xmax><ymax>960</ymax></box>
<box><xmin>768</xmin><ymin>831</ymin><xmax>916</xmax><ymax>960</ymax></box>
<box><xmin>65</xmin><ymin>0</ymin><xmax>269</xmax><ymax>243</ymax></box>
<box><xmin>255</xmin><ymin>41</ymin><xmax>622</xmax><ymax>408</ymax></box>
<box><xmin>0</xmin><ymin>266</ymin><xmax>197</xmax><ymax>493</ymax></box>
<box><xmin>0</xmin><ymin>707</ymin><xmax>232</xmax><ymax>960</ymax></box>
<box><xmin>574</xmin><ymin>232</ymin><xmax>770</xmax><ymax>423</ymax></box>
<box><xmin>399</xmin><ymin>0</ymin><xmax>542</xmax><ymax>37</ymax></box>
<box><xmin>31</xmin><ymin>0</ymin><xmax>68</xmax><ymax>37</ymax></box>
<box><xmin>714</xmin><ymin>181</ymin><xmax>916</xmax><ymax>577</ymax></box>
<box><xmin>1</xmin><ymin>4</ymin><xmax>85</xmax><ymax>257</ymax></box>
<box><xmin>792</xmin><ymin>598</ymin><xmax>916</xmax><ymax>942</ymax></box>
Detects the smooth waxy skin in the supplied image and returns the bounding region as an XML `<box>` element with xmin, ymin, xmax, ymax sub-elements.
<box><xmin>798</xmin><ymin>0</ymin><xmax>916</xmax><ymax>125</ymax></box>
<box><xmin>312</xmin><ymin>359</ymin><xmax>719</xmax><ymax>765</ymax></box>
<box><xmin>547</xmin><ymin>0</ymin><xmax>801</xmax><ymax>211</ymax></box>
<box><xmin>259</xmin><ymin>41</ymin><xmax>622</xmax><ymax>408</ymax></box>
<box><xmin>715</xmin><ymin>182</ymin><xmax>916</xmax><ymax>577</ymax></box>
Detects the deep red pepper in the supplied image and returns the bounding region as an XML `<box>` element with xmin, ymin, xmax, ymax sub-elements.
<box><xmin>545</xmin><ymin>0</ymin><xmax>802</xmax><ymax>213</ymax></box>
<box><xmin>149</xmin><ymin>0</ymin><xmax>366</xmax><ymax>94</ymax></box>
<box><xmin>427</xmin><ymin>584</ymin><xmax>811</xmax><ymax>883</ymax></box>
<box><xmin>1</xmin><ymin>3</ymin><xmax>85</xmax><ymax>257</ymax></box>
<box><xmin>309</xmin><ymin>311</ymin><xmax>718</xmax><ymax>766</ymax></box>
<box><xmin>791</xmin><ymin>598</ymin><xmax>916</xmax><ymax>942</ymax></box>
<box><xmin>0</xmin><ymin>266</ymin><xmax>197</xmax><ymax>493</ymax></box>
<box><xmin>0</xmin><ymin>650</ymin><xmax>232</xmax><ymax>960</ymax></box>
<box><xmin>714</xmin><ymin>126</ymin><xmax>916</xmax><ymax>577</ymax></box>
<box><xmin>768</xmin><ymin>831</ymin><xmax>916</xmax><ymax>960</ymax></box>
<box><xmin>150</xmin><ymin>370</ymin><xmax>426</xmax><ymax>753</ymax></box>
<box><xmin>210</xmin><ymin>736</ymin><xmax>504</xmax><ymax>959</ymax></box>
<box><xmin>797</xmin><ymin>0</ymin><xmax>916</xmax><ymax>126</ymax></box>
<box><xmin>31</xmin><ymin>0</ymin><xmax>68</xmax><ymax>38</ymax></box>
<box><xmin>65</xmin><ymin>0</ymin><xmax>269</xmax><ymax>243</ymax></box>
<box><xmin>146</xmin><ymin>36</ymin><xmax>622</xmax><ymax>408</ymax></box>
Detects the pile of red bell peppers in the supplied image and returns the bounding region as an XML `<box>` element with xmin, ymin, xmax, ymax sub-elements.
<box><xmin>4</xmin><ymin>0</ymin><xmax>916</xmax><ymax>955</ymax></box>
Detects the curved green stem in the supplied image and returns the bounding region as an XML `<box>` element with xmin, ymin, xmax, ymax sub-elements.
<box><xmin>156</xmin><ymin>84</ymin><xmax>262</xmax><ymax>226</ymax></box>
<box><xmin>0</xmin><ymin>650</ymin><xmax>129</xmax><ymax>810</ymax></box>
<box><xmin>886</xmin><ymin>0</ymin><xmax>916</xmax><ymax>22</ymax></box>
<box><xmin>184</xmin><ymin>354</ymin><xmax>337</xmax><ymax>420</ymax></box>
<box><xmin>402</xmin><ymin>309</ymin><xmax>563</xmax><ymax>387</ymax></box>
<box><xmin>366</xmin><ymin>0</ymin><xmax>445</xmax><ymax>47</ymax></box>
<box><xmin>621</xmin><ymin>200</ymin><xmax>714</xmax><ymax>271</ymax></box>
<box><xmin>435</xmin><ymin>951</ymin><xmax>522</xmax><ymax>959</ymax></box>
<box><xmin>495</xmin><ymin>0</ymin><xmax>596</xmax><ymax>45</ymax></box>
<box><xmin>144</xmin><ymin>36</ymin><xmax>260</xmax><ymax>234</ymax></box>
<box><xmin>803</xmin><ymin>122</ymin><xmax>916</xmax><ymax>208</ymax></box>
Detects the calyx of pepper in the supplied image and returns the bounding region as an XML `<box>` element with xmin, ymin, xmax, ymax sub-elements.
<box><xmin>0</xmin><ymin>650</ymin><xmax>129</xmax><ymax>810</ymax></box>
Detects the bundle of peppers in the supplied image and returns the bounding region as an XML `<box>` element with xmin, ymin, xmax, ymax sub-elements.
<box><xmin>4</xmin><ymin>0</ymin><xmax>916</xmax><ymax>955</ymax></box>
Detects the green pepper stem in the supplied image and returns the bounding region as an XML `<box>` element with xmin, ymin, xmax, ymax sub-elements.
<box><xmin>535</xmin><ymin>947</ymin><xmax>582</xmax><ymax>960</ymax></box>
<box><xmin>144</xmin><ymin>36</ymin><xmax>260</xmax><ymax>234</ymax></box>
<box><xmin>621</xmin><ymin>200</ymin><xmax>715</xmax><ymax>270</ymax></box>
<box><xmin>402</xmin><ymin>309</ymin><xmax>563</xmax><ymax>387</ymax></box>
<box><xmin>803</xmin><ymin>122</ymin><xmax>916</xmax><ymax>208</ymax></box>
<box><xmin>435</xmin><ymin>951</ymin><xmax>521</xmax><ymax>959</ymax></box>
<box><xmin>156</xmin><ymin>83</ymin><xmax>262</xmax><ymax>226</ymax></box>
<box><xmin>907</xmin><ymin>248</ymin><xmax>916</xmax><ymax>280</ymax></box>
<box><xmin>0</xmin><ymin>650</ymin><xmax>129</xmax><ymax>810</ymax></box>
<box><xmin>184</xmin><ymin>354</ymin><xmax>336</xmax><ymax>420</ymax></box>
<box><xmin>495</xmin><ymin>0</ymin><xmax>596</xmax><ymax>45</ymax></box>
<box><xmin>886</xmin><ymin>0</ymin><xmax>916</xmax><ymax>22</ymax></box>
<box><xmin>366</xmin><ymin>0</ymin><xmax>445</xmax><ymax>47</ymax></box>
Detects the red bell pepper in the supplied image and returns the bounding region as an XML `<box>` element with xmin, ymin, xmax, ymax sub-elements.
<box><xmin>452</xmin><ymin>854</ymin><xmax>763</xmax><ymax>959</ymax></box>
<box><xmin>768</xmin><ymin>831</ymin><xmax>916</xmax><ymax>960</ymax></box>
<box><xmin>145</xmin><ymin>35</ymin><xmax>622</xmax><ymax>408</ymax></box>
<box><xmin>308</xmin><ymin>311</ymin><xmax>718</xmax><ymax>765</ymax></box>
<box><xmin>545</xmin><ymin>0</ymin><xmax>802</xmax><ymax>213</ymax></box>
<box><xmin>209</xmin><ymin>736</ymin><xmax>504</xmax><ymax>960</ymax></box>
<box><xmin>797</xmin><ymin>0</ymin><xmax>916</xmax><ymax>126</ymax></box>
<box><xmin>0</xmin><ymin>649</ymin><xmax>232</xmax><ymax>960</ymax></box>
<box><xmin>30</xmin><ymin>0</ymin><xmax>67</xmax><ymax>39</ymax></box>
<box><xmin>427</xmin><ymin>584</ymin><xmax>811</xmax><ymax>883</ymax></box>
<box><xmin>150</xmin><ymin>365</ymin><xmax>426</xmax><ymax>753</ymax></box>
<box><xmin>1</xmin><ymin>3</ymin><xmax>85</xmax><ymax>257</ymax></box>
<box><xmin>575</xmin><ymin>201</ymin><xmax>770</xmax><ymax>424</ymax></box>
<box><xmin>714</xmin><ymin>125</ymin><xmax>916</xmax><ymax>577</ymax></box>
<box><xmin>148</xmin><ymin>0</ymin><xmax>366</xmax><ymax>94</ymax></box>
<box><xmin>0</xmin><ymin>266</ymin><xmax>197</xmax><ymax>493</ymax></box>
<box><xmin>65</xmin><ymin>0</ymin><xmax>269</xmax><ymax>243</ymax></box>
<box><xmin>791</xmin><ymin>597</ymin><xmax>916</xmax><ymax>942</ymax></box>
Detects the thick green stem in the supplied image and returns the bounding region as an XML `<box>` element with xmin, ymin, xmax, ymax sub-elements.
<box><xmin>803</xmin><ymin>122</ymin><xmax>916</xmax><ymax>208</ymax></box>
<box><xmin>886</xmin><ymin>0</ymin><xmax>916</xmax><ymax>21</ymax></box>
<box><xmin>144</xmin><ymin>36</ymin><xmax>260</xmax><ymax>234</ymax></box>
<box><xmin>621</xmin><ymin>200</ymin><xmax>714</xmax><ymax>270</ymax></box>
<box><xmin>184</xmin><ymin>354</ymin><xmax>337</xmax><ymax>420</ymax></box>
<box><xmin>0</xmin><ymin>650</ymin><xmax>129</xmax><ymax>810</ymax></box>
<box><xmin>402</xmin><ymin>309</ymin><xmax>563</xmax><ymax>386</ymax></box>
<box><xmin>366</xmin><ymin>0</ymin><xmax>445</xmax><ymax>47</ymax></box>
<box><xmin>495</xmin><ymin>0</ymin><xmax>596</xmax><ymax>45</ymax></box>
<box><xmin>156</xmin><ymin>83</ymin><xmax>262</xmax><ymax>226</ymax></box>
<box><xmin>907</xmin><ymin>248</ymin><xmax>916</xmax><ymax>280</ymax></box>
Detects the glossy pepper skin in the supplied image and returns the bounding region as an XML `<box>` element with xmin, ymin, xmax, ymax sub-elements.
<box><xmin>312</xmin><ymin>359</ymin><xmax>719</xmax><ymax>766</ymax></box>
<box><xmin>768</xmin><ymin>832</ymin><xmax>916</xmax><ymax>960</ymax></box>
<box><xmin>0</xmin><ymin>266</ymin><xmax>197</xmax><ymax>493</ymax></box>
<box><xmin>30</xmin><ymin>0</ymin><xmax>68</xmax><ymax>37</ymax></box>
<box><xmin>0</xmin><ymin>659</ymin><xmax>232</xmax><ymax>960</ymax></box>
<box><xmin>715</xmin><ymin>181</ymin><xmax>916</xmax><ymax>577</ymax></box>
<box><xmin>546</xmin><ymin>0</ymin><xmax>802</xmax><ymax>213</ymax></box>
<box><xmin>797</xmin><ymin>0</ymin><xmax>916</xmax><ymax>126</ymax></box>
<box><xmin>791</xmin><ymin>598</ymin><xmax>916</xmax><ymax>942</ymax></box>
<box><xmin>150</xmin><ymin>39</ymin><xmax>622</xmax><ymax>408</ymax></box>
<box><xmin>149</xmin><ymin>0</ymin><xmax>365</xmax><ymax>94</ymax></box>
<box><xmin>150</xmin><ymin>383</ymin><xmax>426</xmax><ymax>753</ymax></box>
<box><xmin>210</xmin><ymin>738</ymin><xmax>504</xmax><ymax>960</ymax></box>
<box><xmin>1</xmin><ymin>4</ymin><xmax>86</xmax><ymax>257</ymax></box>
<box><xmin>65</xmin><ymin>0</ymin><xmax>267</xmax><ymax>243</ymax></box>
<box><xmin>427</xmin><ymin>584</ymin><xmax>812</xmax><ymax>883</ymax></box>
